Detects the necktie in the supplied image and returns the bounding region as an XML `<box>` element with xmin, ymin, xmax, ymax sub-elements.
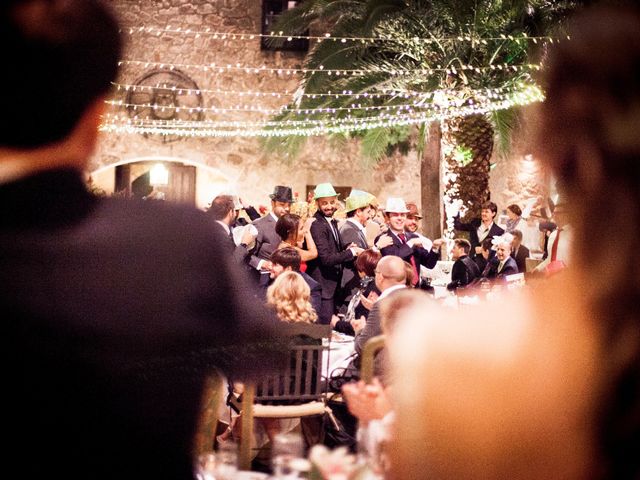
<box><xmin>330</xmin><ymin>219</ymin><xmax>339</xmax><ymax>243</ymax></box>
<box><xmin>498</xmin><ymin>261</ymin><xmax>504</xmax><ymax>273</ymax></box>
<box><xmin>398</xmin><ymin>233</ymin><xmax>419</xmax><ymax>286</ymax></box>
<box><xmin>550</xmin><ymin>229</ymin><xmax>561</xmax><ymax>262</ymax></box>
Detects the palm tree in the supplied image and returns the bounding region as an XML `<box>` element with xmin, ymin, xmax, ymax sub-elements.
<box><xmin>263</xmin><ymin>0</ymin><xmax>590</xmax><ymax>237</ymax></box>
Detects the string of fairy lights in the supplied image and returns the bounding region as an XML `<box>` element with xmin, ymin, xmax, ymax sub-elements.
<box><xmin>120</xmin><ymin>25</ymin><xmax>569</xmax><ymax>46</ymax></box>
<box><xmin>111</xmin><ymin>81</ymin><xmax>535</xmax><ymax>100</ymax></box>
<box><xmin>101</xmin><ymin>85</ymin><xmax>544</xmax><ymax>137</ymax></box>
<box><xmin>105</xmin><ymin>25</ymin><xmax>552</xmax><ymax>138</ymax></box>
<box><xmin>107</xmin><ymin>83</ymin><xmax>542</xmax><ymax>116</ymax></box>
<box><xmin>118</xmin><ymin>59</ymin><xmax>542</xmax><ymax>76</ymax></box>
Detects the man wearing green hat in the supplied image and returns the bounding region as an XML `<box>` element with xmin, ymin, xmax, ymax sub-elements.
<box><xmin>307</xmin><ymin>183</ymin><xmax>365</xmax><ymax>324</ymax></box>
<box><xmin>339</xmin><ymin>192</ymin><xmax>372</xmax><ymax>291</ymax></box>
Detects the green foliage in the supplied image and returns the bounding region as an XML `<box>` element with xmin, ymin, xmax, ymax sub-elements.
<box><xmin>453</xmin><ymin>145</ymin><xmax>473</xmax><ymax>167</ymax></box>
<box><xmin>264</xmin><ymin>0</ymin><xmax>589</xmax><ymax>164</ymax></box>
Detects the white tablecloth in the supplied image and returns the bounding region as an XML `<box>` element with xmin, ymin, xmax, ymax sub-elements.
<box><xmin>324</xmin><ymin>333</ymin><xmax>356</xmax><ymax>378</ymax></box>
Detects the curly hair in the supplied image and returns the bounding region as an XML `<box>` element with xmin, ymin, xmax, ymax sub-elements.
<box><xmin>266</xmin><ymin>271</ymin><xmax>317</xmax><ymax>324</ymax></box>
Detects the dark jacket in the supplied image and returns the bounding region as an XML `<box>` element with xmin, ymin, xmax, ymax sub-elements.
<box><xmin>511</xmin><ymin>244</ymin><xmax>530</xmax><ymax>273</ymax></box>
<box><xmin>306</xmin><ymin>211</ymin><xmax>355</xmax><ymax>300</ymax></box>
<box><xmin>454</xmin><ymin>215</ymin><xmax>505</xmax><ymax>258</ymax></box>
<box><xmin>1</xmin><ymin>168</ymin><xmax>285</xmax><ymax>480</ymax></box>
<box><xmin>376</xmin><ymin>230</ymin><xmax>440</xmax><ymax>270</ymax></box>
<box><xmin>482</xmin><ymin>255</ymin><xmax>519</xmax><ymax>279</ymax></box>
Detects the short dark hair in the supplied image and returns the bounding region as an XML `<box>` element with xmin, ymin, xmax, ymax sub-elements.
<box><xmin>270</xmin><ymin>247</ymin><xmax>301</xmax><ymax>271</ymax></box>
<box><xmin>208</xmin><ymin>195</ymin><xmax>234</xmax><ymax>221</ymax></box>
<box><xmin>355</xmin><ymin>248</ymin><xmax>381</xmax><ymax>277</ymax></box>
<box><xmin>507</xmin><ymin>204</ymin><xmax>522</xmax><ymax>217</ymax></box>
<box><xmin>454</xmin><ymin>238</ymin><xmax>471</xmax><ymax>254</ymax></box>
<box><xmin>275</xmin><ymin>214</ymin><xmax>301</xmax><ymax>242</ymax></box>
<box><xmin>481</xmin><ymin>238</ymin><xmax>493</xmax><ymax>251</ymax></box>
<box><xmin>1</xmin><ymin>0</ymin><xmax>122</xmax><ymax>148</ymax></box>
<box><xmin>512</xmin><ymin>229</ymin><xmax>523</xmax><ymax>241</ymax></box>
<box><xmin>481</xmin><ymin>201</ymin><xmax>498</xmax><ymax>215</ymax></box>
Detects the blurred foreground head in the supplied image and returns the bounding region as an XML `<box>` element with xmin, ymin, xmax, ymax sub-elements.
<box><xmin>390</xmin><ymin>5</ymin><xmax>640</xmax><ymax>480</ymax></box>
<box><xmin>0</xmin><ymin>0</ymin><xmax>121</xmax><ymax>149</ymax></box>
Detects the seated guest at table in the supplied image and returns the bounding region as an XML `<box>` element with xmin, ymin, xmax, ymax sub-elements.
<box><xmin>260</xmin><ymin>247</ymin><xmax>321</xmax><ymax>315</ymax></box>
<box><xmin>333</xmin><ymin>248</ymin><xmax>382</xmax><ymax>336</ymax></box>
<box><xmin>447</xmin><ymin>239</ymin><xmax>481</xmax><ymax>291</ymax></box>
<box><xmin>454</xmin><ymin>201</ymin><xmax>505</xmax><ymax>258</ymax></box>
<box><xmin>342</xmin><ymin>289</ymin><xmax>427</xmax><ymax>474</ymax></box>
<box><xmin>350</xmin><ymin>256</ymin><xmax>407</xmax><ymax>373</ymax></box>
<box><xmin>390</xmin><ymin>7</ymin><xmax>640</xmax><ymax>478</ymax></box>
<box><xmin>474</xmin><ymin>237</ymin><xmax>495</xmax><ymax>273</ymax></box>
<box><xmin>276</xmin><ymin>213</ymin><xmax>317</xmax><ymax>272</ymax></box>
<box><xmin>482</xmin><ymin>235</ymin><xmax>519</xmax><ymax>279</ymax></box>
<box><xmin>510</xmin><ymin>229</ymin><xmax>530</xmax><ymax>274</ymax></box>
<box><xmin>267</xmin><ymin>271</ymin><xmax>318</xmax><ymax>324</ymax></box>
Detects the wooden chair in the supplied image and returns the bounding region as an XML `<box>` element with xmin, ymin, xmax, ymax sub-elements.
<box><xmin>193</xmin><ymin>370</ymin><xmax>224</xmax><ymax>456</ymax></box>
<box><xmin>238</xmin><ymin>323</ymin><xmax>332</xmax><ymax>470</ymax></box>
<box><xmin>360</xmin><ymin>335</ymin><xmax>386</xmax><ymax>384</ymax></box>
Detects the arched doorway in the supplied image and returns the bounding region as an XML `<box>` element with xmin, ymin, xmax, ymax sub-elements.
<box><xmin>90</xmin><ymin>157</ymin><xmax>233</xmax><ymax>209</ymax></box>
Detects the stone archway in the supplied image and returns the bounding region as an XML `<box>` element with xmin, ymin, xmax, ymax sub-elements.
<box><xmin>89</xmin><ymin>156</ymin><xmax>234</xmax><ymax>209</ymax></box>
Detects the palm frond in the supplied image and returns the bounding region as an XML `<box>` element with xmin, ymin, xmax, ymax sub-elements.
<box><xmin>360</xmin><ymin>127</ymin><xmax>391</xmax><ymax>165</ymax></box>
<box><xmin>490</xmin><ymin>107</ymin><xmax>521</xmax><ymax>160</ymax></box>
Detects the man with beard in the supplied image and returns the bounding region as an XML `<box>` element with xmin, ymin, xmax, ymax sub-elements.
<box><xmin>248</xmin><ymin>185</ymin><xmax>293</xmax><ymax>281</ymax></box>
<box><xmin>307</xmin><ymin>183</ymin><xmax>364</xmax><ymax>324</ymax></box>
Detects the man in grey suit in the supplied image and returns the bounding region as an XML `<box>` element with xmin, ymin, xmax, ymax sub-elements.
<box><xmin>348</xmin><ymin>256</ymin><xmax>406</xmax><ymax>375</ymax></box>
<box><xmin>340</xmin><ymin>192</ymin><xmax>372</xmax><ymax>291</ymax></box>
<box><xmin>248</xmin><ymin>185</ymin><xmax>293</xmax><ymax>280</ymax></box>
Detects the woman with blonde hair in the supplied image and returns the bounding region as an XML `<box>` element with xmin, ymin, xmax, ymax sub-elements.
<box><xmin>267</xmin><ymin>271</ymin><xmax>318</xmax><ymax>324</ymax></box>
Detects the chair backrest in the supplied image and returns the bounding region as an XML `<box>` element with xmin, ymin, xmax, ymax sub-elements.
<box><xmin>254</xmin><ymin>322</ymin><xmax>331</xmax><ymax>403</ymax></box>
<box><xmin>360</xmin><ymin>335</ymin><xmax>386</xmax><ymax>384</ymax></box>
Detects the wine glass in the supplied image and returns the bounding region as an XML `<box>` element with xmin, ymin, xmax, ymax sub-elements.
<box><xmin>271</xmin><ymin>431</ymin><xmax>304</xmax><ymax>479</ymax></box>
<box><xmin>195</xmin><ymin>451</ymin><xmax>216</xmax><ymax>480</ymax></box>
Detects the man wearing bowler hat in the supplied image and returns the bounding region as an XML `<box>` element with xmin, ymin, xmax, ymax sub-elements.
<box><xmin>248</xmin><ymin>185</ymin><xmax>293</xmax><ymax>279</ymax></box>
<box><xmin>307</xmin><ymin>183</ymin><xmax>365</xmax><ymax>324</ymax></box>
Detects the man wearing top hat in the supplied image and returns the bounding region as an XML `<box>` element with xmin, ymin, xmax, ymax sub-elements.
<box><xmin>248</xmin><ymin>186</ymin><xmax>293</xmax><ymax>279</ymax></box>
<box><xmin>306</xmin><ymin>183</ymin><xmax>365</xmax><ymax>324</ymax></box>
<box><xmin>375</xmin><ymin>198</ymin><xmax>443</xmax><ymax>287</ymax></box>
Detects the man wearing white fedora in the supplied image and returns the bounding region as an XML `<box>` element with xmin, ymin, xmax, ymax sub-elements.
<box><xmin>376</xmin><ymin>198</ymin><xmax>443</xmax><ymax>287</ymax></box>
<box><xmin>307</xmin><ymin>183</ymin><xmax>365</xmax><ymax>324</ymax></box>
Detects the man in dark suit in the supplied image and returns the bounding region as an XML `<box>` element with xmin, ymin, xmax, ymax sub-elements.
<box><xmin>447</xmin><ymin>238</ymin><xmax>481</xmax><ymax>291</ymax></box>
<box><xmin>248</xmin><ymin>185</ymin><xmax>293</xmax><ymax>280</ymax></box>
<box><xmin>208</xmin><ymin>194</ymin><xmax>256</xmax><ymax>263</ymax></box>
<box><xmin>258</xmin><ymin>247</ymin><xmax>322</xmax><ymax>315</ymax></box>
<box><xmin>454</xmin><ymin>201</ymin><xmax>505</xmax><ymax>258</ymax></box>
<box><xmin>375</xmin><ymin>198</ymin><xmax>442</xmax><ymax>287</ymax></box>
<box><xmin>0</xmin><ymin>2</ymin><xmax>284</xmax><ymax>478</ymax></box>
<box><xmin>482</xmin><ymin>237</ymin><xmax>519</xmax><ymax>279</ymax></box>
<box><xmin>339</xmin><ymin>192</ymin><xmax>372</xmax><ymax>291</ymax></box>
<box><xmin>306</xmin><ymin>183</ymin><xmax>364</xmax><ymax>324</ymax></box>
<box><xmin>510</xmin><ymin>229</ymin><xmax>530</xmax><ymax>273</ymax></box>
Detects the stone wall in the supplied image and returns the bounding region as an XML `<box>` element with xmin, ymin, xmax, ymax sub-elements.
<box><xmin>91</xmin><ymin>0</ymin><xmax>422</xmax><ymax>209</ymax></box>
<box><xmin>92</xmin><ymin>0</ymin><xmax>545</xmax><ymax>219</ymax></box>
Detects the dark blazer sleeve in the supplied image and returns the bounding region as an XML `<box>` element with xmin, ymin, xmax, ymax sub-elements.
<box><xmin>311</xmin><ymin>218</ymin><xmax>354</xmax><ymax>267</ymax></box>
<box><xmin>454</xmin><ymin>215</ymin><xmax>480</xmax><ymax>232</ymax></box>
<box><xmin>413</xmin><ymin>245</ymin><xmax>439</xmax><ymax>269</ymax></box>
<box><xmin>500</xmin><ymin>257</ymin><xmax>519</xmax><ymax>276</ymax></box>
<box><xmin>447</xmin><ymin>259</ymin><xmax>466</xmax><ymax>290</ymax></box>
<box><xmin>244</xmin><ymin>206</ymin><xmax>260</xmax><ymax>221</ymax></box>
